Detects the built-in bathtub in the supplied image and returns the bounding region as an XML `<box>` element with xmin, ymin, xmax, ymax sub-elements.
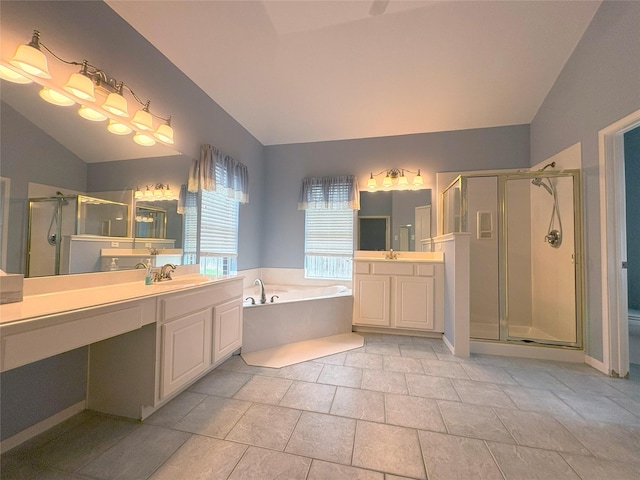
<box><xmin>242</xmin><ymin>284</ymin><xmax>353</xmax><ymax>353</ymax></box>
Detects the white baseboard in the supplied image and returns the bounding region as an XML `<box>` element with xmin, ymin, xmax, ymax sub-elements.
<box><xmin>442</xmin><ymin>335</ymin><xmax>455</xmax><ymax>355</ymax></box>
<box><xmin>0</xmin><ymin>400</ymin><xmax>86</xmax><ymax>454</ymax></box>
<box><xmin>585</xmin><ymin>354</ymin><xmax>608</xmax><ymax>375</ymax></box>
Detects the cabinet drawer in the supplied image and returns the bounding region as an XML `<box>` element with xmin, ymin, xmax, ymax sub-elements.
<box><xmin>371</xmin><ymin>262</ymin><xmax>414</xmax><ymax>276</ymax></box>
<box><xmin>354</xmin><ymin>262</ymin><xmax>371</xmax><ymax>275</ymax></box>
<box><xmin>415</xmin><ymin>264</ymin><xmax>435</xmax><ymax>276</ymax></box>
<box><xmin>161</xmin><ymin>281</ymin><xmax>243</xmax><ymax>322</ymax></box>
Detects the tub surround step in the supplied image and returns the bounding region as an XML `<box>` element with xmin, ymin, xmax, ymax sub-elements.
<box><xmin>241</xmin><ymin>333</ymin><xmax>364</xmax><ymax>368</ymax></box>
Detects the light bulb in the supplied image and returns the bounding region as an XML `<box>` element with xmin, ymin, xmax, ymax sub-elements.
<box><xmin>78</xmin><ymin>105</ymin><xmax>107</xmax><ymax>121</ymax></box>
<box><xmin>153</xmin><ymin>122</ymin><xmax>174</xmax><ymax>144</ymax></box>
<box><xmin>39</xmin><ymin>87</ymin><xmax>75</xmax><ymax>106</ymax></box>
<box><xmin>144</xmin><ymin>188</ymin><xmax>153</xmax><ymax>198</ymax></box>
<box><xmin>107</xmin><ymin>119</ymin><xmax>132</xmax><ymax>135</ymax></box>
<box><xmin>367</xmin><ymin>173</ymin><xmax>377</xmax><ymax>189</ymax></box>
<box><xmin>64</xmin><ymin>73</ymin><xmax>96</xmax><ymax>101</ymax></box>
<box><xmin>154</xmin><ymin>186</ymin><xmax>163</xmax><ymax>198</ymax></box>
<box><xmin>134</xmin><ymin>188</ymin><xmax>144</xmax><ymax>199</ymax></box>
<box><xmin>413</xmin><ymin>169</ymin><xmax>424</xmax><ymax>186</ymax></box>
<box><xmin>131</xmin><ymin>108</ymin><xmax>153</xmax><ymax>131</ymax></box>
<box><xmin>133</xmin><ymin>132</ymin><xmax>156</xmax><ymax>147</ymax></box>
<box><xmin>10</xmin><ymin>39</ymin><xmax>51</xmax><ymax>79</ymax></box>
<box><xmin>382</xmin><ymin>174</ymin><xmax>393</xmax><ymax>188</ymax></box>
<box><xmin>102</xmin><ymin>92</ymin><xmax>128</xmax><ymax>117</ymax></box>
<box><xmin>398</xmin><ymin>170</ymin><xmax>409</xmax><ymax>186</ymax></box>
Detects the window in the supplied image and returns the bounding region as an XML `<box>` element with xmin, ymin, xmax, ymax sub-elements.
<box><xmin>300</xmin><ymin>175</ymin><xmax>359</xmax><ymax>280</ymax></box>
<box><xmin>305</xmin><ymin>207</ymin><xmax>354</xmax><ymax>279</ymax></box>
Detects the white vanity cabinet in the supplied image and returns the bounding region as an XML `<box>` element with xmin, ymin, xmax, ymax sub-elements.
<box><xmin>353</xmin><ymin>259</ymin><xmax>444</xmax><ymax>333</ymax></box>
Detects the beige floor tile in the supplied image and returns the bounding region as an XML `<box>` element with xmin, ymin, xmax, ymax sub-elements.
<box><xmin>555</xmin><ymin>390</ymin><xmax>640</xmax><ymax>424</ymax></box>
<box><xmin>451</xmin><ymin>379</ymin><xmax>517</xmax><ymax>408</ymax></box>
<box><xmin>188</xmin><ymin>370</ymin><xmax>253</xmax><ymax>397</ymax></box>
<box><xmin>487</xmin><ymin>442</ymin><xmax>580</xmax><ymax>479</ymax></box>
<box><xmin>285</xmin><ymin>411</ymin><xmax>356</xmax><ymax>464</ymax></box>
<box><xmin>173</xmin><ymin>395</ymin><xmax>251</xmax><ymax>438</ymax></box>
<box><xmin>233</xmin><ymin>375</ymin><xmax>293</xmax><ymax>404</ymax></box>
<box><xmin>561</xmin><ymin>452</ymin><xmax>640</xmax><ymax>480</ymax></box>
<box><xmin>399</xmin><ymin>345</ymin><xmax>438</xmax><ymax>360</ymax></box>
<box><xmin>361</xmin><ymin>369</ymin><xmax>409</xmax><ymax>394</ymax></box>
<box><xmin>378</xmin><ymin>334</ymin><xmax>414</xmax><ymax>345</ymax></box>
<box><xmin>552</xmin><ymin>371</ymin><xmax>630</xmax><ymax>396</ymax></box>
<box><xmin>149</xmin><ymin>435</ymin><xmax>247</xmax><ymax>480</ymax></box>
<box><xmin>385</xmin><ymin>394</ymin><xmax>446</xmax><ymax>432</ymax></box>
<box><xmin>459</xmin><ymin>363</ymin><xmax>517</xmax><ymax>385</ymax></box>
<box><xmin>330</xmin><ymin>386</ymin><xmax>385</xmax><ymax>422</ymax></box>
<box><xmin>438</xmin><ymin>401</ymin><xmax>515</xmax><ymax>444</ymax></box>
<box><xmin>383</xmin><ymin>355</ymin><xmax>424</xmax><ymax>374</ymax></box>
<box><xmin>420</xmin><ymin>359</ymin><xmax>470</xmax><ymax>379</ymax></box>
<box><xmin>501</xmin><ymin>385</ymin><xmax>581</xmax><ymax>418</ymax></box>
<box><xmin>494</xmin><ymin>408</ymin><xmax>590</xmax><ymax>454</ymax></box>
<box><xmin>418</xmin><ymin>430</ymin><xmax>503</xmax><ymax>480</ymax></box>
<box><xmin>78</xmin><ymin>425</ymin><xmax>190</xmax><ymax>480</ymax></box>
<box><xmin>278</xmin><ymin>380</ymin><xmax>336</xmax><ymax>413</ymax></box>
<box><xmin>405</xmin><ymin>373</ymin><xmax>460</xmax><ymax>401</ymax></box>
<box><xmin>307</xmin><ymin>459</ymin><xmax>384</xmax><ymax>480</ymax></box>
<box><xmin>272</xmin><ymin>362</ymin><xmax>325</xmax><ymax>382</ymax></box>
<box><xmin>365</xmin><ymin>342</ymin><xmax>402</xmax><ymax>356</ymax></box>
<box><xmin>352</xmin><ymin>421</ymin><xmax>426</xmax><ymax>479</ymax></box>
<box><xmin>144</xmin><ymin>391</ymin><xmax>206</xmax><ymax>428</ymax></box>
<box><xmin>345</xmin><ymin>352</ymin><xmax>384</xmax><ymax>369</ymax></box>
<box><xmin>557</xmin><ymin>417</ymin><xmax>640</xmax><ymax>462</ymax></box>
<box><xmin>226</xmin><ymin>403</ymin><xmax>301</xmax><ymax>450</ymax></box>
<box><xmin>312</xmin><ymin>351</ymin><xmax>348</xmax><ymax>365</ymax></box>
<box><xmin>30</xmin><ymin>415</ymin><xmax>139</xmax><ymax>472</ymax></box>
<box><xmin>317</xmin><ymin>364</ymin><xmax>363</xmax><ymax>388</ymax></box>
<box><xmin>504</xmin><ymin>367</ymin><xmax>572</xmax><ymax>391</ymax></box>
<box><xmin>227</xmin><ymin>446</ymin><xmax>311</xmax><ymax>480</ymax></box>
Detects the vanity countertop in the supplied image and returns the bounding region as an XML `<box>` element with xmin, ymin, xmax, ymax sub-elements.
<box><xmin>354</xmin><ymin>251</ymin><xmax>444</xmax><ymax>263</ymax></box>
<box><xmin>0</xmin><ymin>273</ymin><xmax>239</xmax><ymax>326</ymax></box>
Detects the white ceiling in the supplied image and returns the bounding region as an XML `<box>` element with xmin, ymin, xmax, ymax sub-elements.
<box><xmin>107</xmin><ymin>0</ymin><xmax>601</xmax><ymax>146</ymax></box>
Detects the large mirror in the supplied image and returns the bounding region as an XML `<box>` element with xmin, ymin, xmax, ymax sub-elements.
<box><xmin>1</xmin><ymin>81</ymin><xmax>190</xmax><ymax>277</ymax></box>
<box><xmin>359</xmin><ymin>190</ymin><xmax>432</xmax><ymax>252</ymax></box>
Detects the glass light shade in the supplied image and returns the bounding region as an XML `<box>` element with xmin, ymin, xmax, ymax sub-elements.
<box><xmin>134</xmin><ymin>189</ymin><xmax>144</xmax><ymax>199</ymax></box>
<box><xmin>133</xmin><ymin>132</ymin><xmax>156</xmax><ymax>147</ymax></box>
<box><xmin>131</xmin><ymin>109</ymin><xmax>153</xmax><ymax>131</ymax></box>
<box><xmin>102</xmin><ymin>93</ymin><xmax>128</xmax><ymax>117</ymax></box>
<box><xmin>413</xmin><ymin>170</ymin><xmax>424</xmax><ymax>186</ymax></box>
<box><xmin>107</xmin><ymin>119</ymin><xmax>132</xmax><ymax>135</ymax></box>
<box><xmin>78</xmin><ymin>105</ymin><xmax>107</xmax><ymax>121</ymax></box>
<box><xmin>153</xmin><ymin>123</ymin><xmax>174</xmax><ymax>144</ymax></box>
<box><xmin>144</xmin><ymin>188</ymin><xmax>153</xmax><ymax>198</ymax></box>
<box><xmin>0</xmin><ymin>64</ymin><xmax>32</xmax><ymax>84</ymax></box>
<box><xmin>135</xmin><ymin>215</ymin><xmax>142</xmax><ymax>222</ymax></box>
<box><xmin>367</xmin><ymin>173</ymin><xmax>377</xmax><ymax>189</ymax></box>
<box><xmin>382</xmin><ymin>174</ymin><xmax>393</xmax><ymax>188</ymax></box>
<box><xmin>398</xmin><ymin>173</ymin><xmax>409</xmax><ymax>186</ymax></box>
<box><xmin>164</xmin><ymin>186</ymin><xmax>173</xmax><ymax>198</ymax></box>
<box><xmin>10</xmin><ymin>44</ymin><xmax>51</xmax><ymax>78</ymax></box>
<box><xmin>64</xmin><ymin>73</ymin><xmax>96</xmax><ymax>101</ymax></box>
<box><xmin>39</xmin><ymin>87</ymin><xmax>75</xmax><ymax>106</ymax></box>
<box><xmin>154</xmin><ymin>186</ymin><xmax>163</xmax><ymax>198</ymax></box>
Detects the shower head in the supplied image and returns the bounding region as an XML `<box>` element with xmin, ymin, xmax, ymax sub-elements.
<box><xmin>531</xmin><ymin>177</ymin><xmax>553</xmax><ymax>195</ymax></box>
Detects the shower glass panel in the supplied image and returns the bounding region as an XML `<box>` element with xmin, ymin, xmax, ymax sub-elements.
<box><xmin>441</xmin><ymin>177</ymin><xmax>464</xmax><ymax>234</ymax></box>
<box><xmin>501</xmin><ymin>172</ymin><xmax>582</xmax><ymax>347</ymax></box>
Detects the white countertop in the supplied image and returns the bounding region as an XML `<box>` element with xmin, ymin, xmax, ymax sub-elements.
<box><xmin>354</xmin><ymin>251</ymin><xmax>444</xmax><ymax>263</ymax></box>
<box><xmin>0</xmin><ymin>274</ymin><xmax>239</xmax><ymax>326</ymax></box>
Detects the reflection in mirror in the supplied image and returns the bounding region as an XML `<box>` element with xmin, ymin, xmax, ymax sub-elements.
<box><xmin>359</xmin><ymin>190</ymin><xmax>432</xmax><ymax>252</ymax></box>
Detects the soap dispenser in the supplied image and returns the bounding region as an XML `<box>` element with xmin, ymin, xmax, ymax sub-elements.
<box><xmin>109</xmin><ymin>258</ymin><xmax>119</xmax><ymax>271</ymax></box>
<box><xmin>144</xmin><ymin>258</ymin><xmax>153</xmax><ymax>285</ymax></box>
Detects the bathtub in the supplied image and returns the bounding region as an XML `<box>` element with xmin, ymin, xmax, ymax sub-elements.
<box><xmin>242</xmin><ymin>284</ymin><xmax>353</xmax><ymax>353</ymax></box>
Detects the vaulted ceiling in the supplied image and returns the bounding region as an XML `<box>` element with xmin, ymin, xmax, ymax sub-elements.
<box><xmin>106</xmin><ymin>0</ymin><xmax>601</xmax><ymax>146</ymax></box>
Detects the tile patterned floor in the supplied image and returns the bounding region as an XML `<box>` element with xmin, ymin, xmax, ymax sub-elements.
<box><xmin>2</xmin><ymin>334</ymin><xmax>640</xmax><ymax>480</ymax></box>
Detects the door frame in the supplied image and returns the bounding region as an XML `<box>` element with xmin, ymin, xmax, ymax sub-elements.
<box><xmin>599</xmin><ymin>109</ymin><xmax>640</xmax><ymax>377</ymax></box>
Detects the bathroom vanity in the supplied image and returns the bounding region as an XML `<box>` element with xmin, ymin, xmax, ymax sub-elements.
<box><xmin>352</xmin><ymin>252</ymin><xmax>444</xmax><ymax>334</ymax></box>
<box><xmin>0</xmin><ymin>268</ymin><xmax>243</xmax><ymax>422</ymax></box>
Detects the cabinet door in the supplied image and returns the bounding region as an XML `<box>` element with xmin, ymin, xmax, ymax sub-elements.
<box><xmin>213</xmin><ymin>298</ymin><xmax>243</xmax><ymax>363</ymax></box>
<box><xmin>161</xmin><ymin>309</ymin><xmax>212</xmax><ymax>399</ymax></box>
<box><xmin>394</xmin><ymin>275</ymin><xmax>434</xmax><ymax>330</ymax></box>
<box><xmin>354</xmin><ymin>275</ymin><xmax>391</xmax><ymax>326</ymax></box>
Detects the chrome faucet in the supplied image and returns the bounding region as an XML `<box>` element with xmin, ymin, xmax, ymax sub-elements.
<box><xmin>157</xmin><ymin>263</ymin><xmax>176</xmax><ymax>281</ymax></box>
<box><xmin>385</xmin><ymin>249</ymin><xmax>398</xmax><ymax>260</ymax></box>
<box><xmin>254</xmin><ymin>278</ymin><xmax>267</xmax><ymax>304</ymax></box>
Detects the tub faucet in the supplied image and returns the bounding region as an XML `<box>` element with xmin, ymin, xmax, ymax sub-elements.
<box><xmin>254</xmin><ymin>278</ymin><xmax>267</xmax><ymax>304</ymax></box>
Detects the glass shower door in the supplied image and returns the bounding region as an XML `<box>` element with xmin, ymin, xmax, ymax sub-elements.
<box><xmin>501</xmin><ymin>172</ymin><xmax>582</xmax><ymax>347</ymax></box>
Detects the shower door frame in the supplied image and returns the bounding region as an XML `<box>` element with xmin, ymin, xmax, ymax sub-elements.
<box><xmin>498</xmin><ymin>169</ymin><xmax>584</xmax><ymax>348</ymax></box>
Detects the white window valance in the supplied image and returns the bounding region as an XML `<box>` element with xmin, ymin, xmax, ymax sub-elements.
<box><xmin>188</xmin><ymin>144</ymin><xmax>249</xmax><ymax>204</ymax></box>
<box><xmin>298</xmin><ymin>175</ymin><xmax>360</xmax><ymax>210</ymax></box>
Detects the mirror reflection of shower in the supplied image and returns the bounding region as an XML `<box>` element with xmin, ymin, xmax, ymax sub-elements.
<box><xmin>47</xmin><ymin>192</ymin><xmax>70</xmax><ymax>246</ymax></box>
<box><xmin>531</xmin><ymin>162</ymin><xmax>563</xmax><ymax>248</ymax></box>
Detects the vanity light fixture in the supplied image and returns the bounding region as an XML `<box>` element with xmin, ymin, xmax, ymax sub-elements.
<box><xmin>367</xmin><ymin>168</ymin><xmax>424</xmax><ymax>190</ymax></box>
<box><xmin>1</xmin><ymin>30</ymin><xmax>175</xmax><ymax>147</ymax></box>
<box><xmin>135</xmin><ymin>184</ymin><xmax>174</xmax><ymax>201</ymax></box>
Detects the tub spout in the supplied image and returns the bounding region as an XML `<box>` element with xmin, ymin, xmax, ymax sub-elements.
<box><xmin>254</xmin><ymin>278</ymin><xmax>267</xmax><ymax>304</ymax></box>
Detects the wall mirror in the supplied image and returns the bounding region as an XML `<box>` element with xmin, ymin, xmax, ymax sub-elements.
<box><xmin>358</xmin><ymin>190</ymin><xmax>432</xmax><ymax>252</ymax></box>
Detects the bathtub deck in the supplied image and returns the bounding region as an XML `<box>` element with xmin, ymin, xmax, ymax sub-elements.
<box><xmin>241</xmin><ymin>332</ymin><xmax>364</xmax><ymax>368</ymax></box>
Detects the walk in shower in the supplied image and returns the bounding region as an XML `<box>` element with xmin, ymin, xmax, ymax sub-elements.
<box><xmin>27</xmin><ymin>194</ymin><xmax>128</xmax><ymax>277</ymax></box>
<box><xmin>442</xmin><ymin>168</ymin><xmax>583</xmax><ymax>348</ymax></box>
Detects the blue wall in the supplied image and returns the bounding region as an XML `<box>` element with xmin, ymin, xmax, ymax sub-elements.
<box><xmin>530</xmin><ymin>0</ymin><xmax>640</xmax><ymax>361</ymax></box>
<box><xmin>625</xmin><ymin>126</ymin><xmax>640</xmax><ymax>310</ymax></box>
